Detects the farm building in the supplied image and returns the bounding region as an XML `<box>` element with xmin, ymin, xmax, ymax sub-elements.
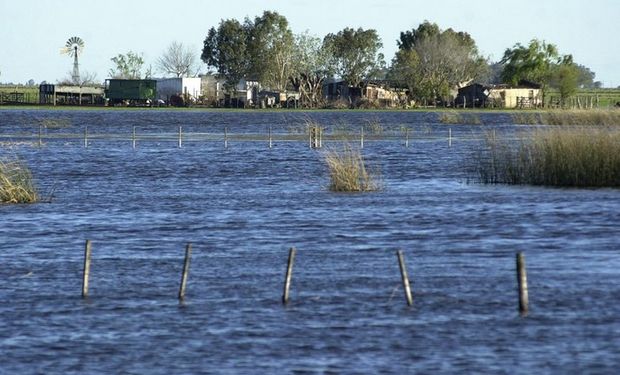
<box><xmin>455</xmin><ymin>81</ymin><xmax>542</xmax><ymax>108</ymax></box>
<box><xmin>156</xmin><ymin>77</ymin><xmax>202</xmax><ymax>104</ymax></box>
<box><xmin>323</xmin><ymin>80</ymin><xmax>404</xmax><ymax>107</ymax></box>
<box><xmin>104</xmin><ymin>79</ymin><xmax>157</xmax><ymax>106</ymax></box>
<box><xmin>39</xmin><ymin>84</ymin><xmax>104</xmax><ymax>105</ymax></box>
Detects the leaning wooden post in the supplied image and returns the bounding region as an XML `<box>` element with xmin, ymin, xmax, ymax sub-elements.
<box><xmin>516</xmin><ymin>252</ymin><xmax>529</xmax><ymax>315</ymax></box>
<box><xmin>178</xmin><ymin>243</ymin><xmax>192</xmax><ymax>300</ymax></box>
<box><xmin>178</xmin><ymin>126</ymin><xmax>183</xmax><ymax>148</ymax></box>
<box><xmin>396</xmin><ymin>250</ymin><xmax>413</xmax><ymax>306</ymax></box>
<box><xmin>84</xmin><ymin>126</ymin><xmax>88</xmax><ymax>148</ymax></box>
<box><xmin>282</xmin><ymin>247</ymin><xmax>297</xmax><ymax>304</ymax></box>
<box><xmin>81</xmin><ymin>240</ymin><xmax>92</xmax><ymax>298</ymax></box>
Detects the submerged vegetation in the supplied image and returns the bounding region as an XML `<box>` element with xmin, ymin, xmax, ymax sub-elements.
<box><xmin>512</xmin><ymin>109</ymin><xmax>620</xmax><ymax>126</ymax></box>
<box><xmin>473</xmin><ymin>127</ymin><xmax>620</xmax><ymax>187</ymax></box>
<box><xmin>0</xmin><ymin>158</ymin><xmax>39</xmax><ymax>203</ymax></box>
<box><xmin>324</xmin><ymin>145</ymin><xmax>381</xmax><ymax>192</ymax></box>
<box><xmin>438</xmin><ymin>112</ymin><xmax>482</xmax><ymax>125</ymax></box>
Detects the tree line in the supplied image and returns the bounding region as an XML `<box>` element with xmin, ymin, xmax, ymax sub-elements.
<box><xmin>107</xmin><ymin>11</ymin><xmax>599</xmax><ymax>107</ymax></box>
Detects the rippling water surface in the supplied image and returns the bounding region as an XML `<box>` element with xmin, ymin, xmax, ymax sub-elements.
<box><xmin>1</xmin><ymin>109</ymin><xmax>619</xmax><ymax>374</ymax></box>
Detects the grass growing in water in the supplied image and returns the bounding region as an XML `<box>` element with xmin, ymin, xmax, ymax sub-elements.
<box><xmin>324</xmin><ymin>145</ymin><xmax>381</xmax><ymax>192</ymax></box>
<box><xmin>438</xmin><ymin>112</ymin><xmax>482</xmax><ymax>125</ymax></box>
<box><xmin>512</xmin><ymin>110</ymin><xmax>620</xmax><ymax>126</ymax></box>
<box><xmin>0</xmin><ymin>158</ymin><xmax>39</xmax><ymax>203</ymax></box>
<box><xmin>473</xmin><ymin>128</ymin><xmax>620</xmax><ymax>187</ymax></box>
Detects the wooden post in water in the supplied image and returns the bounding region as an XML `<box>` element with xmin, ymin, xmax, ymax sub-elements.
<box><xmin>132</xmin><ymin>126</ymin><xmax>136</xmax><ymax>149</ymax></box>
<box><xmin>84</xmin><ymin>126</ymin><xmax>88</xmax><ymax>148</ymax></box>
<box><xmin>282</xmin><ymin>247</ymin><xmax>297</xmax><ymax>304</ymax></box>
<box><xmin>516</xmin><ymin>252</ymin><xmax>529</xmax><ymax>315</ymax></box>
<box><xmin>449</xmin><ymin>128</ymin><xmax>452</xmax><ymax>147</ymax></box>
<box><xmin>224</xmin><ymin>127</ymin><xmax>228</xmax><ymax>148</ymax></box>
<box><xmin>178</xmin><ymin>126</ymin><xmax>183</xmax><ymax>148</ymax></box>
<box><xmin>178</xmin><ymin>243</ymin><xmax>192</xmax><ymax>300</ymax></box>
<box><xmin>319</xmin><ymin>127</ymin><xmax>323</xmax><ymax>148</ymax></box>
<box><xmin>396</xmin><ymin>250</ymin><xmax>413</xmax><ymax>306</ymax></box>
<box><xmin>269</xmin><ymin>126</ymin><xmax>273</xmax><ymax>149</ymax></box>
<box><xmin>38</xmin><ymin>125</ymin><xmax>42</xmax><ymax>147</ymax></box>
<box><xmin>405</xmin><ymin>128</ymin><xmax>410</xmax><ymax>148</ymax></box>
<box><xmin>82</xmin><ymin>240</ymin><xmax>92</xmax><ymax>298</ymax></box>
<box><xmin>360</xmin><ymin>126</ymin><xmax>364</xmax><ymax>149</ymax></box>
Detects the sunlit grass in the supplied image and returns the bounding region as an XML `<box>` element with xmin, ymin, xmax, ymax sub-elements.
<box><xmin>473</xmin><ymin>128</ymin><xmax>620</xmax><ymax>187</ymax></box>
<box><xmin>324</xmin><ymin>145</ymin><xmax>381</xmax><ymax>192</ymax></box>
<box><xmin>0</xmin><ymin>158</ymin><xmax>39</xmax><ymax>203</ymax></box>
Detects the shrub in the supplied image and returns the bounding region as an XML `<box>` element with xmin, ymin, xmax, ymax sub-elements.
<box><xmin>473</xmin><ymin>128</ymin><xmax>620</xmax><ymax>187</ymax></box>
<box><xmin>324</xmin><ymin>145</ymin><xmax>381</xmax><ymax>192</ymax></box>
<box><xmin>0</xmin><ymin>158</ymin><xmax>39</xmax><ymax>203</ymax></box>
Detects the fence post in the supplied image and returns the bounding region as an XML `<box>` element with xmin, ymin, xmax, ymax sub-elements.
<box><xmin>449</xmin><ymin>128</ymin><xmax>452</xmax><ymax>147</ymax></box>
<box><xmin>516</xmin><ymin>252</ymin><xmax>529</xmax><ymax>316</ymax></box>
<box><xmin>82</xmin><ymin>240</ymin><xmax>92</xmax><ymax>298</ymax></box>
<box><xmin>360</xmin><ymin>126</ymin><xmax>364</xmax><ymax>149</ymax></box>
<box><xmin>178</xmin><ymin>126</ymin><xmax>183</xmax><ymax>148</ymax></box>
<box><xmin>178</xmin><ymin>243</ymin><xmax>192</xmax><ymax>300</ymax></box>
<box><xmin>405</xmin><ymin>128</ymin><xmax>409</xmax><ymax>148</ymax></box>
<box><xmin>269</xmin><ymin>126</ymin><xmax>273</xmax><ymax>149</ymax></box>
<box><xmin>396</xmin><ymin>250</ymin><xmax>413</xmax><ymax>306</ymax></box>
<box><xmin>282</xmin><ymin>247</ymin><xmax>297</xmax><ymax>304</ymax></box>
<box><xmin>224</xmin><ymin>127</ymin><xmax>228</xmax><ymax>148</ymax></box>
<box><xmin>84</xmin><ymin>126</ymin><xmax>88</xmax><ymax>148</ymax></box>
<box><xmin>38</xmin><ymin>125</ymin><xmax>42</xmax><ymax>147</ymax></box>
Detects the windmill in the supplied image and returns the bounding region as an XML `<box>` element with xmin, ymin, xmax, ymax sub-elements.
<box><xmin>61</xmin><ymin>36</ymin><xmax>85</xmax><ymax>84</ymax></box>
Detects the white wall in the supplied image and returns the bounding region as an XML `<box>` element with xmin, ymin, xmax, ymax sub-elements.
<box><xmin>156</xmin><ymin>78</ymin><xmax>202</xmax><ymax>101</ymax></box>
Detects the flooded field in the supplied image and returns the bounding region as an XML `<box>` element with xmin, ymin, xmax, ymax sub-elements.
<box><xmin>1</xmin><ymin>109</ymin><xmax>619</xmax><ymax>373</ymax></box>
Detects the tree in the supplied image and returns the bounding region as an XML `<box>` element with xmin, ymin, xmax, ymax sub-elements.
<box><xmin>322</xmin><ymin>27</ymin><xmax>384</xmax><ymax>88</ymax></box>
<box><xmin>245</xmin><ymin>11</ymin><xmax>295</xmax><ymax>91</ymax></box>
<box><xmin>550</xmin><ymin>61</ymin><xmax>580</xmax><ymax>105</ymax></box>
<box><xmin>201</xmin><ymin>19</ymin><xmax>250</xmax><ymax>89</ymax></box>
<box><xmin>574</xmin><ymin>64</ymin><xmax>595</xmax><ymax>88</ymax></box>
<box><xmin>157</xmin><ymin>42</ymin><xmax>199</xmax><ymax>77</ymax></box>
<box><xmin>290</xmin><ymin>32</ymin><xmax>331</xmax><ymax>107</ymax></box>
<box><xmin>109</xmin><ymin>51</ymin><xmax>146</xmax><ymax>79</ymax></box>
<box><xmin>390</xmin><ymin>21</ymin><xmax>488</xmax><ymax>103</ymax></box>
<box><xmin>499</xmin><ymin>39</ymin><xmax>561</xmax><ymax>89</ymax></box>
<box><xmin>60</xmin><ymin>70</ymin><xmax>98</xmax><ymax>86</ymax></box>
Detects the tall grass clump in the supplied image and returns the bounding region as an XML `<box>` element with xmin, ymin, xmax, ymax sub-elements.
<box><xmin>0</xmin><ymin>158</ymin><xmax>39</xmax><ymax>203</ymax></box>
<box><xmin>324</xmin><ymin>145</ymin><xmax>381</xmax><ymax>192</ymax></box>
<box><xmin>473</xmin><ymin>128</ymin><xmax>620</xmax><ymax>187</ymax></box>
<box><xmin>512</xmin><ymin>109</ymin><xmax>620</xmax><ymax>126</ymax></box>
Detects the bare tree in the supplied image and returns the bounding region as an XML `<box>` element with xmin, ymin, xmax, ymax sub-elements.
<box><xmin>157</xmin><ymin>42</ymin><xmax>199</xmax><ymax>78</ymax></box>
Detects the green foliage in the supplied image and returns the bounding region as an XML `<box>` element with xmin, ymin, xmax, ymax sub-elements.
<box><xmin>290</xmin><ymin>32</ymin><xmax>330</xmax><ymax>107</ymax></box>
<box><xmin>246</xmin><ymin>11</ymin><xmax>295</xmax><ymax>91</ymax></box>
<box><xmin>551</xmin><ymin>63</ymin><xmax>580</xmax><ymax>104</ymax></box>
<box><xmin>390</xmin><ymin>21</ymin><xmax>488</xmax><ymax>102</ymax></box>
<box><xmin>322</xmin><ymin>27</ymin><xmax>384</xmax><ymax>87</ymax></box>
<box><xmin>499</xmin><ymin>39</ymin><xmax>561</xmax><ymax>88</ymax></box>
<box><xmin>201</xmin><ymin>19</ymin><xmax>250</xmax><ymax>89</ymax></box>
<box><xmin>109</xmin><ymin>51</ymin><xmax>146</xmax><ymax>79</ymax></box>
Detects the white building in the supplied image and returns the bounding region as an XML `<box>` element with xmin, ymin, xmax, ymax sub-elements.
<box><xmin>156</xmin><ymin>77</ymin><xmax>202</xmax><ymax>102</ymax></box>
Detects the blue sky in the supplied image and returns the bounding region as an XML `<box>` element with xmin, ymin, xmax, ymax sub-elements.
<box><xmin>1</xmin><ymin>0</ymin><xmax>619</xmax><ymax>87</ymax></box>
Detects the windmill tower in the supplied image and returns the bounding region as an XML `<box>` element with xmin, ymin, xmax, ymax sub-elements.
<box><xmin>61</xmin><ymin>36</ymin><xmax>85</xmax><ymax>84</ymax></box>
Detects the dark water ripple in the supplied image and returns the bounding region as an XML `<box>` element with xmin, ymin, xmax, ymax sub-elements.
<box><xmin>1</xmin><ymin>109</ymin><xmax>620</xmax><ymax>374</ymax></box>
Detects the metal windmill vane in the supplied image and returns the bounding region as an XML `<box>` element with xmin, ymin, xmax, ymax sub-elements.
<box><xmin>61</xmin><ymin>36</ymin><xmax>85</xmax><ymax>84</ymax></box>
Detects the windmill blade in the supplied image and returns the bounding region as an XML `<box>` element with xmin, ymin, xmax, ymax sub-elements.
<box><xmin>60</xmin><ymin>46</ymin><xmax>73</xmax><ymax>55</ymax></box>
<box><xmin>64</xmin><ymin>36</ymin><xmax>85</xmax><ymax>56</ymax></box>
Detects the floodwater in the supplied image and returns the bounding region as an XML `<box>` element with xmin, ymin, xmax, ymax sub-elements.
<box><xmin>1</xmin><ymin>109</ymin><xmax>619</xmax><ymax>374</ymax></box>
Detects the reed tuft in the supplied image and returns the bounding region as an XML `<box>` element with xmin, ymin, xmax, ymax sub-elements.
<box><xmin>473</xmin><ymin>128</ymin><xmax>620</xmax><ymax>187</ymax></box>
<box><xmin>324</xmin><ymin>145</ymin><xmax>381</xmax><ymax>192</ymax></box>
<box><xmin>439</xmin><ymin>112</ymin><xmax>482</xmax><ymax>125</ymax></box>
<box><xmin>0</xmin><ymin>158</ymin><xmax>39</xmax><ymax>203</ymax></box>
<box><xmin>512</xmin><ymin>109</ymin><xmax>620</xmax><ymax>126</ymax></box>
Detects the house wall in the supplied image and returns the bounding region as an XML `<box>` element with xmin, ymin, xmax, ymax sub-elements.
<box><xmin>490</xmin><ymin>88</ymin><xmax>542</xmax><ymax>108</ymax></box>
<box><xmin>156</xmin><ymin>78</ymin><xmax>201</xmax><ymax>101</ymax></box>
